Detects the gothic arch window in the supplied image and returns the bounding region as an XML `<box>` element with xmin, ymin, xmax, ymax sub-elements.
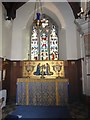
<box><xmin>30</xmin><ymin>14</ymin><xmax>59</xmax><ymax>60</ymax></box>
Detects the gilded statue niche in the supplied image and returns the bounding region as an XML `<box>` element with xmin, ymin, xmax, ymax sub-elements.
<box><xmin>23</xmin><ymin>61</ymin><xmax>64</xmax><ymax>79</ymax></box>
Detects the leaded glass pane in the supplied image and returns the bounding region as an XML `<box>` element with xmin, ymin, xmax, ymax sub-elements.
<box><xmin>50</xmin><ymin>25</ymin><xmax>58</xmax><ymax>60</ymax></box>
<box><xmin>31</xmin><ymin>26</ymin><xmax>39</xmax><ymax>60</ymax></box>
<box><xmin>30</xmin><ymin>14</ymin><xmax>59</xmax><ymax>61</ymax></box>
<box><xmin>40</xmin><ymin>32</ymin><xmax>49</xmax><ymax>60</ymax></box>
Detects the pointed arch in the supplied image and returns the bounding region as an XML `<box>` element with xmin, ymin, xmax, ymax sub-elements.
<box><xmin>30</xmin><ymin>14</ymin><xmax>59</xmax><ymax>60</ymax></box>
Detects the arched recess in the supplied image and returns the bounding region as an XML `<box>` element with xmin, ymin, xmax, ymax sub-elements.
<box><xmin>12</xmin><ymin>2</ymin><xmax>79</xmax><ymax>60</ymax></box>
<box><xmin>22</xmin><ymin>3</ymin><xmax>66</xmax><ymax>60</ymax></box>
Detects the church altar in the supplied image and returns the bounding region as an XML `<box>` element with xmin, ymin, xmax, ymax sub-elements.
<box><xmin>16</xmin><ymin>78</ymin><xmax>68</xmax><ymax>106</ymax></box>
<box><xmin>16</xmin><ymin>61</ymin><xmax>69</xmax><ymax>106</ymax></box>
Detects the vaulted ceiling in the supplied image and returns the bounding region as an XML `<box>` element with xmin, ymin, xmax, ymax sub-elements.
<box><xmin>2</xmin><ymin>2</ymin><xmax>81</xmax><ymax>20</ymax></box>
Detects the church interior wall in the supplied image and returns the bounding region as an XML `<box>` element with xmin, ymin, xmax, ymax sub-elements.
<box><xmin>0</xmin><ymin>3</ymin><xmax>2</xmax><ymax>57</ymax></box>
<box><xmin>1</xmin><ymin>2</ymin><xmax>90</xmax><ymax>105</ymax></box>
<box><xmin>76</xmin><ymin>28</ymin><xmax>82</xmax><ymax>59</ymax></box>
<box><xmin>11</xmin><ymin>2</ymin><xmax>82</xmax><ymax>60</ymax></box>
<box><xmin>1</xmin><ymin>4</ymin><xmax>12</xmax><ymax>60</ymax></box>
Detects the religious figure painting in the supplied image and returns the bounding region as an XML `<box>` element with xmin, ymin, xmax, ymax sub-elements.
<box><xmin>23</xmin><ymin>61</ymin><xmax>64</xmax><ymax>78</ymax></box>
<box><xmin>45</xmin><ymin>63</ymin><xmax>53</xmax><ymax>75</ymax></box>
<box><xmin>34</xmin><ymin>63</ymin><xmax>53</xmax><ymax>76</ymax></box>
<box><xmin>34</xmin><ymin>63</ymin><xmax>41</xmax><ymax>75</ymax></box>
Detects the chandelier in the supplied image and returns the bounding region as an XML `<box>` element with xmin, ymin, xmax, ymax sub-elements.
<box><xmin>33</xmin><ymin>0</ymin><xmax>49</xmax><ymax>28</ymax></box>
<box><xmin>33</xmin><ymin>0</ymin><xmax>43</xmax><ymax>27</ymax></box>
<box><xmin>77</xmin><ymin>5</ymin><xmax>90</xmax><ymax>21</ymax></box>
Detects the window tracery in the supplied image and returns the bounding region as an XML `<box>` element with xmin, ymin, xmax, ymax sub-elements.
<box><xmin>30</xmin><ymin>14</ymin><xmax>59</xmax><ymax>60</ymax></box>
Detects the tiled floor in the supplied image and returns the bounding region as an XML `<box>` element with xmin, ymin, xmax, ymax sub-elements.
<box><xmin>1</xmin><ymin>102</ymin><xmax>89</xmax><ymax>119</ymax></box>
<box><xmin>2</xmin><ymin>103</ymin><xmax>16</xmax><ymax>120</ymax></box>
<box><xmin>68</xmin><ymin>102</ymin><xmax>88</xmax><ymax>118</ymax></box>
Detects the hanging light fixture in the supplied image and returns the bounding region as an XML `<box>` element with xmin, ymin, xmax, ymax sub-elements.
<box><xmin>77</xmin><ymin>1</ymin><xmax>90</xmax><ymax>21</ymax></box>
<box><xmin>33</xmin><ymin>0</ymin><xmax>43</xmax><ymax>27</ymax></box>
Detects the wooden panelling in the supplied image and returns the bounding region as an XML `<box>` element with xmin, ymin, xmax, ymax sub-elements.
<box><xmin>0</xmin><ymin>57</ymin><xmax>11</xmax><ymax>101</ymax></box>
<box><xmin>81</xmin><ymin>95</ymin><xmax>90</xmax><ymax>117</ymax></box>
<box><xmin>1</xmin><ymin>59</ymin><xmax>83</xmax><ymax>103</ymax></box>
<box><xmin>64</xmin><ymin>59</ymin><xmax>82</xmax><ymax>102</ymax></box>
<box><xmin>86</xmin><ymin>96</ymin><xmax>90</xmax><ymax>117</ymax></box>
<box><xmin>2</xmin><ymin>59</ymin><xmax>11</xmax><ymax>101</ymax></box>
<box><xmin>86</xmin><ymin>96</ymin><xmax>90</xmax><ymax>106</ymax></box>
<box><xmin>0</xmin><ymin>57</ymin><xmax>2</xmax><ymax>71</ymax></box>
<box><xmin>87</xmin><ymin>96</ymin><xmax>90</xmax><ymax>118</ymax></box>
<box><xmin>10</xmin><ymin>61</ymin><xmax>23</xmax><ymax>101</ymax></box>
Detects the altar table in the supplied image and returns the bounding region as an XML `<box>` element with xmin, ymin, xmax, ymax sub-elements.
<box><xmin>16</xmin><ymin>78</ymin><xmax>69</xmax><ymax>106</ymax></box>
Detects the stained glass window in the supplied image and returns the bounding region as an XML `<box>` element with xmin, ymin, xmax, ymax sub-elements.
<box><xmin>50</xmin><ymin>25</ymin><xmax>58</xmax><ymax>60</ymax></box>
<box><xmin>30</xmin><ymin>14</ymin><xmax>59</xmax><ymax>60</ymax></box>
<box><xmin>40</xmin><ymin>32</ymin><xmax>49</xmax><ymax>60</ymax></box>
<box><xmin>31</xmin><ymin>26</ymin><xmax>39</xmax><ymax>60</ymax></box>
